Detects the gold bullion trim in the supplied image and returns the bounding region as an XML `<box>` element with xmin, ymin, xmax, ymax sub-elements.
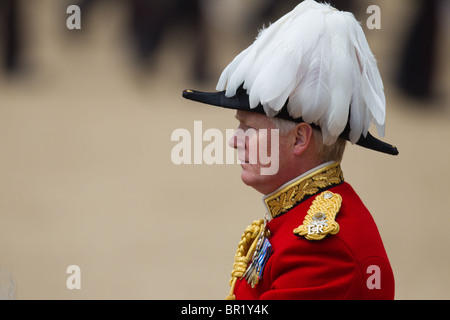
<box><xmin>264</xmin><ymin>162</ymin><xmax>344</xmax><ymax>219</ymax></box>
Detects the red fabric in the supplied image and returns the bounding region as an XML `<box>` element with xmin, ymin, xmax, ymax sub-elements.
<box><xmin>234</xmin><ymin>182</ymin><xmax>395</xmax><ymax>300</ymax></box>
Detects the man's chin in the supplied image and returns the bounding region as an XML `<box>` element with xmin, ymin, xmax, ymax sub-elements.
<box><xmin>240</xmin><ymin>167</ymin><xmax>255</xmax><ymax>186</ymax></box>
<box><xmin>239</xmin><ymin>166</ymin><xmax>282</xmax><ymax>195</ymax></box>
<box><xmin>240</xmin><ymin>167</ymin><xmax>266</xmax><ymax>193</ymax></box>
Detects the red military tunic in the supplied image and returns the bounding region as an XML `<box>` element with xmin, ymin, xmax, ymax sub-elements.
<box><xmin>228</xmin><ymin>162</ymin><xmax>395</xmax><ymax>300</ymax></box>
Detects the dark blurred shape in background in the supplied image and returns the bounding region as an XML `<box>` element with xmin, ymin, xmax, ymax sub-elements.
<box><xmin>0</xmin><ymin>0</ymin><xmax>22</xmax><ymax>76</ymax></box>
<box><xmin>0</xmin><ymin>0</ymin><xmax>447</xmax><ymax>103</ymax></box>
<box><xmin>396</xmin><ymin>0</ymin><xmax>439</xmax><ymax>100</ymax></box>
<box><xmin>75</xmin><ymin>0</ymin><xmax>209</xmax><ymax>83</ymax></box>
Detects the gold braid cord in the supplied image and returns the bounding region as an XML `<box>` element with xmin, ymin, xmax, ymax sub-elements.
<box><xmin>226</xmin><ymin>219</ymin><xmax>265</xmax><ymax>300</ymax></box>
<box><xmin>293</xmin><ymin>191</ymin><xmax>342</xmax><ymax>241</ymax></box>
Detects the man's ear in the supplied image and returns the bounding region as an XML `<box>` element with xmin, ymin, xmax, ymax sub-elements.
<box><xmin>293</xmin><ymin>123</ymin><xmax>313</xmax><ymax>156</ymax></box>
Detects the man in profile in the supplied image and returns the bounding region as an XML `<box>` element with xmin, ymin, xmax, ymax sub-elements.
<box><xmin>183</xmin><ymin>0</ymin><xmax>397</xmax><ymax>300</ymax></box>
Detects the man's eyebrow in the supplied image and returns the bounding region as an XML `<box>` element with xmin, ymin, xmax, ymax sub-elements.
<box><xmin>234</xmin><ymin>114</ymin><xmax>246</xmax><ymax>122</ymax></box>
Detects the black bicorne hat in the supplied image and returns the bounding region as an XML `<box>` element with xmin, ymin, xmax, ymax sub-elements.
<box><xmin>182</xmin><ymin>86</ymin><xmax>399</xmax><ymax>156</ymax></box>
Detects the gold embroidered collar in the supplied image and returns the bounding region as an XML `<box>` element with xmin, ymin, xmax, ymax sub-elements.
<box><xmin>263</xmin><ymin>162</ymin><xmax>344</xmax><ymax>219</ymax></box>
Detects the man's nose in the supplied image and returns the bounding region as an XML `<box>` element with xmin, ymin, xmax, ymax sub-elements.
<box><xmin>228</xmin><ymin>131</ymin><xmax>238</xmax><ymax>149</ymax></box>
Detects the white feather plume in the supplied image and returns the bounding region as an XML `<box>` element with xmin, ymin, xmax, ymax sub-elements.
<box><xmin>216</xmin><ymin>0</ymin><xmax>386</xmax><ymax>145</ymax></box>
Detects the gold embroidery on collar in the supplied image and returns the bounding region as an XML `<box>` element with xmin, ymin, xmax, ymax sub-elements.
<box><xmin>264</xmin><ymin>162</ymin><xmax>344</xmax><ymax>219</ymax></box>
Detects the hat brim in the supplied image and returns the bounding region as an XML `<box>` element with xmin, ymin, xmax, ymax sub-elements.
<box><xmin>182</xmin><ymin>87</ymin><xmax>399</xmax><ymax>156</ymax></box>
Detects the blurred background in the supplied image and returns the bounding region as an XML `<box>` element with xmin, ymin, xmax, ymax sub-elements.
<box><xmin>0</xmin><ymin>0</ymin><xmax>448</xmax><ymax>299</ymax></box>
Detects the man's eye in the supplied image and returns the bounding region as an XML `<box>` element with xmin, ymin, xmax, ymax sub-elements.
<box><xmin>238</xmin><ymin>122</ymin><xmax>255</xmax><ymax>131</ymax></box>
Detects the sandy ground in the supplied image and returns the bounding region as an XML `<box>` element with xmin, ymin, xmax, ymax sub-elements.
<box><xmin>0</xmin><ymin>0</ymin><xmax>449</xmax><ymax>299</ymax></box>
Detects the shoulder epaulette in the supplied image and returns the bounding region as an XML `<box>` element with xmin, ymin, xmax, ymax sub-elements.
<box><xmin>293</xmin><ymin>191</ymin><xmax>342</xmax><ymax>240</ymax></box>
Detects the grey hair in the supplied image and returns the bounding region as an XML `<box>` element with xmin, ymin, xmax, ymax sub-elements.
<box><xmin>269</xmin><ymin>117</ymin><xmax>347</xmax><ymax>162</ymax></box>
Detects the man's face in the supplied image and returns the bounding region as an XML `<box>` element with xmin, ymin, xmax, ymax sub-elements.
<box><xmin>229</xmin><ymin>111</ymin><xmax>292</xmax><ymax>194</ymax></box>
